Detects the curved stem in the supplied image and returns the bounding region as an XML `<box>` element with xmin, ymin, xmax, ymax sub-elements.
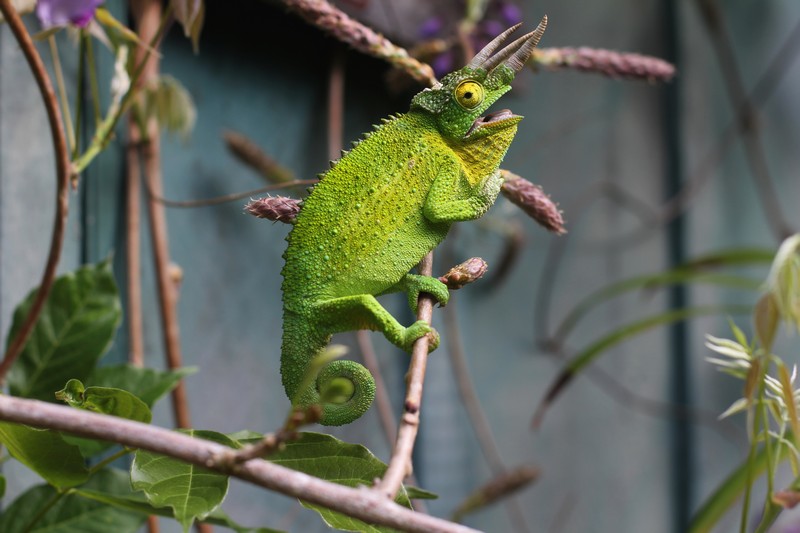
<box><xmin>0</xmin><ymin>1</ymin><xmax>71</xmax><ymax>383</ymax></box>
<box><xmin>376</xmin><ymin>253</ymin><xmax>435</xmax><ymax>499</ymax></box>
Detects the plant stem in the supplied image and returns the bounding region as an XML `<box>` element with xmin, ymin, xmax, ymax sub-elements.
<box><xmin>376</xmin><ymin>253</ymin><xmax>435</xmax><ymax>499</ymax></box>
<box><xmin>71</xmin><ymin>3</ymin><xmax>174</xmax><ymax>175</ymax></box>
<box><xmin>48</xmin><ymin>35</ymin><xmax>76</xmax><ymax>155</ymax></box>
<box><xmin>0</xmin><ymin>0</ymin><xmax>71</xmax><ymax>384</ymax></box>
<box><xmin>85</xmin><ymin>32</ymin><xmax>102</xmax><ymax>127</ymax></box>
<box><xmin>0</xmin><ymin>395</ymin><xmax>478</xmax><ymax>533</ymax></box>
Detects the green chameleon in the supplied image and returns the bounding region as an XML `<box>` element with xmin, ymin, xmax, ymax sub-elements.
<box><xmin>280</xmin><ymin>18</ymin><xmax>547</xmax><ymax>426</ymax></box>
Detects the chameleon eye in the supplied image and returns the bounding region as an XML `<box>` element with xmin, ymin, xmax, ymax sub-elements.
<box><xmin>454</xmin><ymin>80</ymin><xmax>484</xmax><ymax>109</ymax></box>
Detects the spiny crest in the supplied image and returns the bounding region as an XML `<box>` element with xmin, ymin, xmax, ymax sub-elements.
<box><xmin>319</xmin><ymin>113</ymin><xmax>403</xmax><ymax>178</ymax></box>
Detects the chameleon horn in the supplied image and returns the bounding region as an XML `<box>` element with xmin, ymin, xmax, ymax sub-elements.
<box><xmin>480</xmin><ymin>15</ymin><xmax>547</xmax><ymax>73</ymax></box>
<box><xmin>466</xmin><ymin>22</ymin><xmax>522</xmax><ymax>70</ymax></box>
<box><xmin>503</xmin><ymin>15</ymin><xmax>548</xmax><ymax>73</ymax></box>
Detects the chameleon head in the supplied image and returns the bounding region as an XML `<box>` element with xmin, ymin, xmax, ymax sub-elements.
<box><xmin>410</xmin><ymin>16</ymin><xmax>547</xmax><ymax>143</ymax></box>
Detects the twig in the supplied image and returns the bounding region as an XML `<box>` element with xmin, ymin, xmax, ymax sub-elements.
<box><xmin>0</xmin><ymin>395</ymin><xmax>479</xmax><ymax>533</ymax></box>
<box><xmin>376</xmin><ymin>254</ymin><xmax>435</xmax><ymax>499</ymax></box>
<box><xmin>694</xmin><ymin>0</ymin><xmax>793</xmax><ymax>241</ymax></box>
<box><xmin>356</xmin><ymin>331</ymin><xmax>398</xmax><ymax>445</ymax></box>
<box><xmin>531</xmin><ymin>47</ymin><xmax>675</xmax><ymax>82</ymax></box>
<box><xmin>442</xmin><ymin>302</ymin><xmax>532</xmax><ymax>532</ymax></box>
<box><xmin>126</xmin><ymin>130</ymin><xmax>145</xmax><ymax>367</ymax></box>
<box><xmin>132</xmin><ymin>0</ymin><xmax>191</xmax><ymax>430</ymax></box>
<box><xmin>0</xmin><ymin>0</ymin><xmax>71</xmax><ymax>383</ymax></box>
<box><xmin>146</xmin><ymin>179</ymin><xmax>318</xmax><ymax>208</ymax></box>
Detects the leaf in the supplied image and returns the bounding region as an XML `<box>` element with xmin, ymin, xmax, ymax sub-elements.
<box><xmin>56</xmin><ymin>378</ymin><xmax>152</xmax><ymax>457</ymax></box>
<box><xmin>173</xmin><ymin>0</ymin><xmax>205</xmax><ymax>52</ymax></box>
<box><xmin>690</xmin><ymin>439</ymin><xmax>791</xmax><ymax>532</ymax></box>
<box><xmin>0</xmin><ymin>421</ymin><xmax>88</xmax><ymax>488</ymax></box>
<box><xmin>0</xmin><ymin>469</ymin><xmax>145</xmax><ymax>533</ymax></box>
<box><xmin>270</xmin><ymin>432</ymin><xmax>415</xmax><ymax>532</ymax></box>
<box><xmin>7</xmin><ymin>260</ymin><xmax>121</xmax><ymax>401</ymax></box>
<box><xmin>754</xmin><ymin>293</ymin><xmax>780</xmax><ymax>352</ymax></box>
<box><xmin>141</xmin><ymin>75</ymin><xmax>197</xmax><ymax>138</ymax></box>
<box><xmin>77</xmin><ymin>489</ymin><xmax>284</xmax><ymax>532</ymax></box>
<box><xmin>86</xmin><ymin>364</ymin><xmax>196</xmax><ymax>407</ymax></box>
<box><xmin>406</xmin><ymin>486</ymin><xmax>439</xmax><ymax>500</ymax></box>
<box><xmin>534</xmin><ymin>305</ymin><xmax>752</xmax><ymax>427</ymax></box>
<box><xmin>131</xmin><ymin>430</ymin><xmax>236</xmax><ymax>531</ymax></box>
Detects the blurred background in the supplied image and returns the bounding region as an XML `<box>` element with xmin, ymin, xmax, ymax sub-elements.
<box><xmin>2</xmin><ymin>0</ymin><xmax>800</xmax><ymax>531</ymax></box>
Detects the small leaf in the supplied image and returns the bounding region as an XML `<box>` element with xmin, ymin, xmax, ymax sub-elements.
<box><xmin>56</xmin><ymin>379</ymin><xmax>153</xmax><ymax>457</ymax></box>
<box><xmin>406</xmin><ymin>486</ymin><xmax>439</xmax><ymax>500</ymax></box>
<box><xmin>7</xmin><ymin>260</ymin><xmax>121</xmax><ymax>401</ymax></box>
<box><xmin>131</xmin><ymin>430</ymin><xmax>235</xmax><ymax>531</ymax></box>
<box><xmin>0</xmin><ymin>469</ymin><xmax>145</xmax><ymax>533</ymax></box>
<box><xmin>270</xmin><ymin>432</ymin><xmax>417</xmax><ymax>532</ymax></box>
<box><xmin>141</xmin><ymin>75</ymin><xmax>196</xmax><ymax>138</ymax></box>
<box><xmin>173</xmin><ymin>0</ymin><xmax>204</xmax><ymax>52</ymax></box>
<box><xmin>744</xmin><ymin>357</ymin><xmax>762</xmax><ymax>402</ymax></box>
<box><xmin>755</xmin><ymin>293</ymin><xmax>780</xmax><ymax>352</ymax></box>
<box><xmin>0</xmin><ymin>421</ymin><xmax>88</xmax><ymax>488</ymax></box>
<box><xmin>87</xmin><ymin>364</ymin><xmax>196</xmax><ymax>407</ymax></box>
<box><xmin>718</xmin><ymin>397</ymin><xmax>749</xmax><ymax>419</ymax></box>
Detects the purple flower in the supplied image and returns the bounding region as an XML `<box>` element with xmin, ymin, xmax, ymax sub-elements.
<box><xmin>36</xmin><ymin>0</ymin><xmax>104</xmax><ymax>28</ymax></box>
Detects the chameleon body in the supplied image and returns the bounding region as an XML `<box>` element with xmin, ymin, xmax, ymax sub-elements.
<box><xmin>280</xmin><ymin>19</ymin><xmax>547</xmax><ymax>426</ymax></box>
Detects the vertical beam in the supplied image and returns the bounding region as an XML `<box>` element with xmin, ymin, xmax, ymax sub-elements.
<box><xmin>661</xmin><ymin>2</ymin><xmax>692</xmax><ymax>531</ymax></box>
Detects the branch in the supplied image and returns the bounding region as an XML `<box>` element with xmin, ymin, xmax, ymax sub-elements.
<box><xmin>376</xmin><ymin>253</ymin><xmax>436</xmax><ymax>499</ymax></box>
<box><xmin>0</xmin><ymin>0</ymin><xmax>70</xmax><ymax>382</ymax></box>
<box><xmin>0</xmin><ymin>395</ymin><xmax>478</xmax><ymax>533</ymax></box>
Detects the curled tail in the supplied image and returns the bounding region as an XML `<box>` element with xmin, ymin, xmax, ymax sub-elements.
<box><xmin>280</xmin><ymin>314</ymin><xmax>376</xmax><ymax>426</ymax></box>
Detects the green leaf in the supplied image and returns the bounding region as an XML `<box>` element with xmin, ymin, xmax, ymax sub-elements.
<box><xmin>754</xmin><ymin>293</ymin><xmax>780</xmax><ymax>352</ymax></box>
<box><xmin>406</xmin><ymin>486</ymin><xmax>438</xmax><ymax>500</ymax></box>
<box><xmin>77</xmin><ymin>489</ymin><xmax>283</xmax><ymax>532</ymax></box>
<box><xmin>56</xmin><ymin>378</ymin><xmax>152</xmax><ymax>457</ymax></box>
<box><xmin>7</xmin><ymin>260</ymin><xmax>121</xmax><ymax>401</ymax></box>
<box><xmin>0</xmin><ymin>421</ymin><xmax>88</xmax><ymax>488</ymax></box>
<box><xmin>131</xmin><ymin>430</ymin><xmax>235</xmax><ymax>532</ymax></box>
<box><xmin>0</xmin><ymin>469</ymin><xmax>145</xmax><ymax>533</ymax></box>
<box><xmin>270</xmin><ymin>432</ymin><xmax>414</xmax><ymax>532</ymax></box>
<box><xmin>87</xmin><ymin>364</ymin><xmax>196</xmax><ymax>407</ymax></box>
<box><xmin>690</xmin><ymin>439</ymin><xmax>790</xmax><ymax>532</ymax></box>
<box><xmin>534</xmin><ymin>305</ymin><xmax>752</xmax><ymax>427</ymax></box>
<box><xmin>0</xmin><ymin>474</ymin><xmax>5</xmax><ymax>498</ymax></box>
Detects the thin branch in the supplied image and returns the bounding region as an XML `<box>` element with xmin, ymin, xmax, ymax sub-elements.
<box><xmin>442</xmin><ymin>302</ymin><xmax>532</xmax><ymax>532</ymax></box>
<box><xmin>695</xmin><ymin>0</ymin><xmax>793</xmax><ymax>241</ymax></box>
<box><xmin>0</xmin><ymin>0</ymin><xmax>71</xmax><ymax>382</ymax></box>
<box><xmin>376</xmin><ymin>253</ymin><xmax>435</xmax><ymax>499</ymax></box>
<box><xmin>145</xmin><ymin>179</ymin><xmax>318</xmax><ymax>208</ymax></box>
<box><xmin>132</xmin><ymin>0</ymin><xmax>191</xmax><ymax>430</ymax></box>
<box><xmin>126</xmin><ymin>132</ymin><xmax>145</xmax><ymax>366</ymax></box>
<box><xmin>0</xmin><ymin>395</ymin><xmax>478</xmax><ymax>533</ymax></box>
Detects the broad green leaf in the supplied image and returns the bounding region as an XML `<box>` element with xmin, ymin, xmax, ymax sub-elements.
<box><xmin>87</xmin><ymin>364</ymin><xmax>196</xmax><ymax>407</ymax></box>
<box><xmin>534</xmin><ymin>305</ymin><xmax>752</xmax><ymax>427</ymax></box>
<box><xmin>0</xmin><ymin>421</ymin><xmax>88</xmax><ymax>488</ymax></box>
<box><xmin>0</xmin><ymin>469</ymin><xmax>144</xmax><ymax>533</ymax></box>
<box><xmin>131</xmin><ymin>430</ymin><xmax>235</xmax><ymax>532</ymax></box>
<box><xmin>77</xmin><ymin>489</ymin><xmax>283</xmax><ymax>532</ymax></box>
<box><xmin>270</xmin><ymin>432</ymin><xmax>414</xmax><ymax>532</ymax></box>
<box><xmin>56</xmin><ymin>378</ymin><xmax>152</xmax><ymax>457</ymax></box>
<box><xmin>7</xmin><ymin>260</ymin><xmax>121</xmax><ymax>401</ymax></box>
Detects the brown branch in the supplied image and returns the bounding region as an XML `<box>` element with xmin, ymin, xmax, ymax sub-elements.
<box><xmin>0</xmin><ymin>395</ymin><xmax>478</xmax><ymax>533</ymax></box>
<box><xmin>0</xmin><ymin>1</ymin><xmax>71</xmax><ymax>382</ymax></box>
<box><xmin>376</xmin><ymin>253</ymin><xmax>436</xmax><ymax>499</ymax></box>
<box><xmin>131</xmin><ymin>0</ymin><xmax>191</xmax><ymax>431</ymax></box>
<box><xmin>531</xmin><ymin>47</ymin><xmax>675</xmax><ymax>82</ymax></box>
<box><xmin>146</xmin><ymin>179</ymin><xmax>318</xmax><ymax>208</ymax></box>
<box><xmin>126</xmin><ymin>132</ymin><xmax>145</xmax><ymax>367</ymax></box>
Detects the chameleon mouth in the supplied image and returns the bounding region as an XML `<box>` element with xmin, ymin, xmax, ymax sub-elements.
<box><xmin>465</xmin><ymin>108</ymin><xmax>520</xmax><ymax>137</ymax></box>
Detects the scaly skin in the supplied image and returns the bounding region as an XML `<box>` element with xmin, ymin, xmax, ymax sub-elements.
<box><xmin>280</xmin><ymin>19</ymin><xmax>548</xmax><ymax>425</ymax></box>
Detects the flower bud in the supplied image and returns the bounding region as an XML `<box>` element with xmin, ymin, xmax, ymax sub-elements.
<box><xmin>500</xmin><ymin>172</ymin><xmax>565</xmax><ymax>234</ymax></box>
<box><xmin>245</xmin><ymin>196</ymin><xmax>301</xmax><ymax>224</ymax></box>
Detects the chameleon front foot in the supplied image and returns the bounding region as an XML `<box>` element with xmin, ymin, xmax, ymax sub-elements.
<box><xmin>393</xmin><ymin>273</ymin><xmax>450</xmax><ymax>312</ymax></box>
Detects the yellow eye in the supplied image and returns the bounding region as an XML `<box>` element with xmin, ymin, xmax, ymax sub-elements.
<box><xmin>454</xmin><ymin>80</ymin><xmax>484</xmax><ymax>109</ymax></box>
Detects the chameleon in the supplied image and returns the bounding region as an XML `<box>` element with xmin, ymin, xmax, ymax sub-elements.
<box><xmin>280</xmin><ymin>18</ymin><xmax>548</xmax><ymax>426</ymax></box>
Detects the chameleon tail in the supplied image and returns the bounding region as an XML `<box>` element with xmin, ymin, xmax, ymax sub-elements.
<box><xmin>280</xmin><ymin>315</ymin><xmax>376</xmax><ymax>426</ymax></box>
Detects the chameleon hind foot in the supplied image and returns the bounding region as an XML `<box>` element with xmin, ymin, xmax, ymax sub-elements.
<box><xmin>403</xmin><ymin>320</ymin><xmax>440</xmax><ymax>352</ymax></box>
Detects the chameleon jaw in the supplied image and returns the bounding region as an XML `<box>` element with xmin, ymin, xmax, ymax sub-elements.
<box><xmin>464</xmin><ymin>108</ymin><xmax>520</xmax><ymax>138</ymax></box>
